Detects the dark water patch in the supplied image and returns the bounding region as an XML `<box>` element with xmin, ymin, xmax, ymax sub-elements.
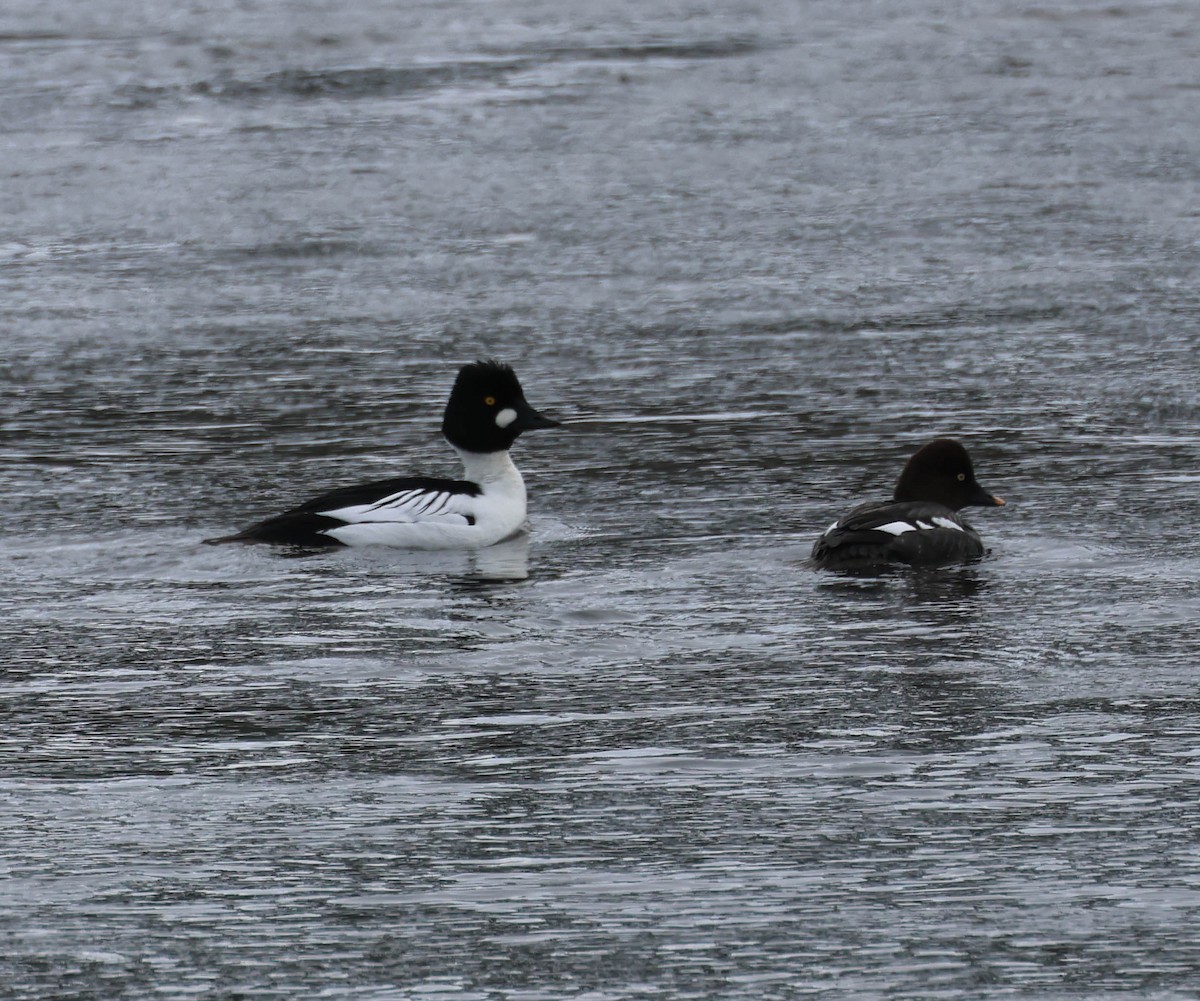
<box><xmin>103</xmin><ymin>59</ymin><xmax>532</xmax><ymax>110</ymax></box>
<box><xmin>191</xmin><ymin>59</ymin><xmax>531</xmax><ymax>102</ymax></box>
<box><xmin>117</xmin><ymin>37</ymin><xmax>764</xmax><ymax>112</ymax></box>
<box><xmin>220</xmin><ymin>236</ymin><xmax>376</xmax><ymax>260</ymax></box>
<box><xmin>627</xmin><ymin>300</ymin><xmax>1088</xmax><ymax>342</ymax></box>
<box><xmin>525</xmin><ymin>37</ymin><xmax>767</xmax><ymax>63</ymax></box>
<box><xmin>0</xmin><ymin>31</ymin><xmax>69</xmax><ymax>43</ymax></box>
<box><xmin>107</xmin><ymin>82</ymin><xmax>171</xmax><ymax>110</ymax></box>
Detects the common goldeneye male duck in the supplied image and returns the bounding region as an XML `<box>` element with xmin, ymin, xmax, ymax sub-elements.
<box><xmin>811</xmin><ymin>438</ymin><xmax>1005</xmax><ymax>570</ymax></box>
<box><xmin>204</xmin><ymin>360</ymin><xmax>559</xmax><ymax>549</ymax></box>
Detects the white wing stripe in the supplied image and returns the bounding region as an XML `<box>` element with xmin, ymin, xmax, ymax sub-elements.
<box><xmin>320</xmin><ymin>487</ymin><xmax>476</xmax><ymax>525</ymax></box>
<box><xmin>366</xmin><ymin>489</ymin><xmax>420</xmax><ymax>511</ymax></box>
<box><xmin>875</xmin><ymin>521</ymin><xmax>917</xmax><ymax>536</ymax></box>
<box><xmin>872</xmin><ymin>518</ymin><xmax>966</xmax><ymax>536</ymax></box>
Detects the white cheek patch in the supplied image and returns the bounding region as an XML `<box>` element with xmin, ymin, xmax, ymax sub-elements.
<box><xmin>495</xmin><ymin>407</ymin><xmax>518</xmax><ymax>429</ymax></box>
<box><xmin>932</xmin><ymin>516</ymin><xmax>964</xmax><ymax>532</ymax></box>
<box><xmin>876</xmin><ymin>521</ymin><xmax>917</xmax><ymax>536</ymax></box>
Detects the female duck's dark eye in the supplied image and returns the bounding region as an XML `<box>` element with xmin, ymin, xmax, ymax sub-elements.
<box><xmin>484</xmin><ymin>396</ymin><xmax>496</xmax><ymax>406</ymax></box>
<box><xmin>957</xmin><ymin>473</ymin><xmax>966</xmax><ymax>481</ymax></box>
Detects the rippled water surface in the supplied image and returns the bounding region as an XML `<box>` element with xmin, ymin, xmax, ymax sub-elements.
<box><xmin>3</xmin><ymin>1</ymin><xmax>1200</xmax><ymax>998</ymax></box>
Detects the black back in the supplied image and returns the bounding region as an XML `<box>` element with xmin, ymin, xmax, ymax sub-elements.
<box><xmin>288</xmin><ymin>475</ymin><xmax>480</xmax><ymax>514</ymax></box>
<box><xmin>205</xmin><ymin>511</ymin><xmax>350</xmax><ymax>548</ymax></box>
<box><xmin>203</xmin><ymin>475</ymin><xmax>481</xmax><ymax>547</ymax></box>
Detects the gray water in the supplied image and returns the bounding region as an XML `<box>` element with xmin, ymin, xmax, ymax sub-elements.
<box><xmin>3</xmin><ymin>1</ymin><xmax>1200</xmax><ymax>998</ymax></box>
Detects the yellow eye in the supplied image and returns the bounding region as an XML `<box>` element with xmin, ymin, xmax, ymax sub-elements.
<box><xmin>957</xmin><ymin>473</ymin><xmax>966</xmax><ymax>481</ymax></box>
<box><xmin>484</xmin><ymin>396</ymin><xmax>496</xmax><ymax>406</ymax></box>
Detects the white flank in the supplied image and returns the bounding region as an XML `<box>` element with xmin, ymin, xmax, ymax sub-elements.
<box><xmin>916</xmin><ymin>520</ymin><xmax>934</xmax><ymax>530</ymax></box>
<box><xmin>323</xmin><ymin>448</ymin><xmax>528</xmax><ymax>550</ymax></box>
<box><xmin>824</xmin><ymin>520</ymin><xmax>840</xmax><ymax>536</ymax></box>
<box><xmin>875</xmin><ymin>521</ymin><xmax>916</xmax><ymax>536</ymax></box>
<box><xmin>495</xmin><ymin>407</ymin><xmax>518</xmax><ymax>429</ymax></box>
<box><xmin>931</xmin><ymin>516</ymin><xmax>964</xmax><ymax>532</ymax></box>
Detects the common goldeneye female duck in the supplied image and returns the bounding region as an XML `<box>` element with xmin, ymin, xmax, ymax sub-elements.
<box><xmin>204</xmin><ymin>360</ymin><xmax>559</xmax><ymax>548</ymax></box>
<box><xmin>811</xmin><ymin>438</ymin><xmax>1005</xmax><ymax>570</ymax></box>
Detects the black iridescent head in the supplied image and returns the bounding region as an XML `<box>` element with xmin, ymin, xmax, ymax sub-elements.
<box><xmin>441</xmin><ymin>360</ymin><xmax>559</xmax><ymax>453</ymax></box>
<box><xmin>893</xmin><ymin>438</ymin><xmax>1005</xmax><ymax>511</ymax></box>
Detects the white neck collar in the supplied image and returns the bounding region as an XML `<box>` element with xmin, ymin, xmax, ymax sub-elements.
<box><xmin>454</xmin><ymin>446</ymin><xmax>521</xmax><ymax>485</ymax></box>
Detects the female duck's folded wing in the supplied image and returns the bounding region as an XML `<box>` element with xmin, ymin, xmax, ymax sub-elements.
<box><xmin>205</xmin><ymin>476</ymin><xmax>482</xmax><ymax>546</ymax></box>
<box><xmin>812</xmin><ymin>501</ymin><xmax>984</xmax><ymax>568</ymax></box>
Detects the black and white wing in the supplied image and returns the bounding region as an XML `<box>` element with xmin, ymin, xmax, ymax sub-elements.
<box><xmin>206</xmin><ymin>476</ymin><xmax>481</xmax><ymax>547</ymax></box>
<box><xmin>812</xmin><ymin>500</ymin><xmax>984</xmax><ymax>569</ymax></box>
